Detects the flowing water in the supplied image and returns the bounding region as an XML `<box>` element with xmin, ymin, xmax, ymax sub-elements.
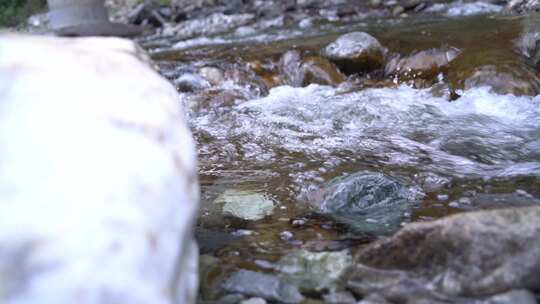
<box><xmin>145</xmin><ymin>12</ymin><xmax>540</xmax><ymax>299</ymax></box>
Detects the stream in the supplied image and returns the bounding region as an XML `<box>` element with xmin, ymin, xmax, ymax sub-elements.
<box><xmin>142</xmin><ymin>8</ymin><xmax>540</xmax><ymax>303</ymax></box>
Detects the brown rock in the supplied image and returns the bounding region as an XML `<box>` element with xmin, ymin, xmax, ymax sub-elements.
<box><xmin>385</xmin><ymin>47</ymin><xmax>461</xmax><ymax>82</ymax></box>
<box><xmin>300</xmin><ymin>55</ymin><xmax>346</xmax><ymax>86</ymax></box>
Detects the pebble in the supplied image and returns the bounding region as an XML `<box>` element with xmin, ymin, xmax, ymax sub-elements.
<box><xmin>240</xmin><ymin>297</ymin><xmax>267</xmax><ymax>304</ymax></box>
<box><xmin>280</xmin><ymin>231</ymin><xmax>294</xmax><ymax>240</ymax></box>
<box><xmin>437</xmin><ymin>194</ymin><xmax>449</xmax><ymax>201</ymax></box>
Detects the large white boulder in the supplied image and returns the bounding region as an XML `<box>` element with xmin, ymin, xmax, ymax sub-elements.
<box><xmin>0</xmin><ymin>34</ymin><xmax>199</xmax><ymax>304</ymax></box>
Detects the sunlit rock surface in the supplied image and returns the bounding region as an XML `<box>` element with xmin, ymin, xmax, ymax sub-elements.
<box><xmin>0</xmin><ymin>35</ymin><xmax>199</xmax><ymax>304</ymax></box>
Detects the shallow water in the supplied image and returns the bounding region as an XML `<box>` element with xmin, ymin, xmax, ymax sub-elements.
<box><xmin>148</xmin><ymin>12</ymin><xmax>540</xmax><ymax>296</ymax></box>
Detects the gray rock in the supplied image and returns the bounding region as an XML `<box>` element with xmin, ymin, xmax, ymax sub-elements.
<box><xmin>357</xmin><ymin>293</ymin><xmax>393</xmax><ymax>304</ymax></box>
<box><xmin>347</xmin><ymin>206</ymin><xmax>540</xmax><ymax>299</ymax></box>
<box><xmin>277</xmin><ymin>249</ymin><xmax>352</xmax><ymax>292</ymax></box>
<box><xmin>219</xmin><ymin>293</ymin><xmax>246</xmax><ymax>304</ymax></box>
<box><xmin>165</xmin><ymin>13</ymin><xmax>255</xmax><ymax>40</ymax></box>
<box><xmin>223</xmin><ymin>270</ymin><xmax>304</xmax><ymax>303</ymax></box>
<box><xmin>195</xmin><ymin>227</ymin><xmax>241</xmax><ymax>254</ymax></box>
<box><xmin>199</xmin><ymin>66</ymin><xmax>224</xmax><ymax>86</ymax></box>
<box><xmin>446</xmin><ymin>2</ymin><xmax>503</xmax><ymax>17</ymax></box>
<box><xmin>322</xmin><ymin>291</ymin><xmax>357</xmax><ymax>303</ymax></box>
<box><xmin>240</xmin><ymin>297</ymin><xmax>267</xmax><ymax>304</ymax></box>
<box><xmin>280</xmin><ymin>50</ymin><xmax>304</xmax><ymax>87</ymax></box>
<box><xmin>353</xmin><ymin>284</ymin><xmax>538</xmax><ymax>304</ymax></box>
<box><xmin>310</xmin><ymin>172</ymin><xmax>418</xmax><ymax>235</ymax></box>
<box><xmin>518</xmin><ymin>30</ymin><xmax>540</xmax><ymax>67</ymax></box>
<box><xmin>214</xmin><ymin>189</ymin><xmax>276</xmax><ymax>221</ymax></box>
<box><xmin>517</xmin><ymin>16</ymin><xmax>540</xmax><ymax>67</ymax></box>
<box><xmin>174</xmin><ymin>73</ymin><xmax>210</xmax><ymax>92</ymax></box>
<box><xmin>507</xmin><ymin>0</ymin><xmax>540</xmax><ymax>13</ymax></box>
<box><xmin>477</xmin><ymin>289</ymin><xmax>538</xmax><ymax>304</ymax></box>
<box><xmin>471</xmin><ymin>193</ymin><xmax>540</xmax><ymax>209</ymax></box>
<box><xmin>463</xmin><ymin>65</ymin><xmax>540</xmax><ymax>96</ymax></box>
<box><xmin>321</xmin><ymin>32</ymin><xmax>386</xmax><ymax>75</ymax></box>
<box><xmin>235</xmin><ymin>26</ymin><xmax>257</xmax><ymax>37</ymax></box>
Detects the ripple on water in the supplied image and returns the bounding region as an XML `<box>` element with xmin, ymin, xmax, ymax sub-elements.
<box><xmin>194</xmin><ymin>84</ymin><xmax>540</xmax><ymax>182</ymax></box>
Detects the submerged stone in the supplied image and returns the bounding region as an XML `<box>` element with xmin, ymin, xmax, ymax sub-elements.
<box><xmin>300</xmin><ymin>55</ymin><xmax>347</xmax><ymax>86</ymax></box>
<box><xmin>277</xmin><ymin>249</ymin><xmax>352</xmax><ymax>292</ymax></box>
<box><xmin>463</xmin><ymin>65</ymin><xmax>540</xmax><ymax>96</ymax></box>
<box><xmin>223</xmin><ymin>269</ymin><xmax>304</xmax><ymax>303</ymax></box>
<box><xmin>321</xmin><ymin>32</ymin><xmax>386</xmax><ymax>75</ymax></box>
<box><xmin>312</xmin><ymin>172</ymin><xmax>417</xmax><ymax>235</ymax></box>
<box><xmin>215</xmin><ymin>189</ymin><xmax>276</xmax><ymax>221</ymax></box>
<box><xmin>385</xmin><ymin>47</ymin><xmax>461</xmax><ymax>82</ymax></box>
<box><xmin>347</xmin><ymin>206</ymin><xmax>540</xmax><ymax>302</ymax></box>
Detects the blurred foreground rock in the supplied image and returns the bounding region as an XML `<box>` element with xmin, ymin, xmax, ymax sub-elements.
<box><xmin>0</xmin><ymin>35</ymin><xmax>199</xmax><ymax>304</ymax></box>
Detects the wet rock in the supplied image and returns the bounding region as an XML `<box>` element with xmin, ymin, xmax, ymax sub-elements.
<box><xmin>280</xmin><ymin>50</ymin><xmax>304</xmax><ymax>87</ymax></box>
<box><xmin>277</xmin><ymin>249</ymin><xmax>352</xmax><ymax>292</ymax></box>
<box><xmin>235</xmin><ymin>25</ymin><xmax>257</xmax><ymax>36</ymax></box>
<box><xmin>200</xmin><ymin>254</ymin><xmax>227</xmax><ymax>301</ymax></box>
<box><xmin>385</xmin><ymin>47</ymin><xmax>461</xmax><ymax>82</ymax></box>
<box><xmin>301</xmin><ymin>56</ymin><xmax>347</xmax><ymax>86</ymax></box>
<box><xmin>322</xmin><ymin>290</ymin><xmax>357</xmax><ymax>303</ymax></box>
<box><xmin>391</xmin><ymin>5</ymin><xmax>405</xmax><ymax>16</ymax></box>
<box><xmin>219</xmin><ymin>293</ymin><xmax>247</xmax><ymax>304</ymax></box>
<box><xmin>214</xmin><ymin>189</ymin><xmax>276</xmax><ymax>221</ymax></box>
<box><xmin>479</xmin><ymin>289</ymin><xmax>538</xmax><ymax>304</ymax></box>
<box><xmin>463</xmin><ymin>65</ymin><xmax>540</xmax><ymax>95</ymax></box>
<box><xmin>321</xmin><ymin>32</ymin><xmax>386</xmax><ymax>75</ymax></box>
<box><xmin>199</xmin><ymin>66</ymin><xmax>224</xmax><ymax>85</ymax></box>
<box><xmin>425</xmin><ymin>1</ymin><xmax>503</xmax><ymax>16</ymax></box>
<box><xmin>26</xmin><ymin>13</ymin><xmax>50</xmax><ymax>33</ymax></box>
<box><xmin>126</xmin><ymin>1</ymin><xmax>169</xmax><ymax>27</ymax></box>
<box><xmin>517</xmin><ymin>30</ymin><xmax>540</xmax><ymax>67</ymax></box>
<box><xmin>348</xmin><ymin>206</ymin><xmax>540</xmax><ymax>300</ymax></box>
<box><xmin>241</xmin><ymin>298</ymin><xmax>267</xmax><ymax>304</ymax></box>
<box><xmin>223</xmin><ymin>269</ymin><xmax>304</xmax><ymax>303</ymax></box>
<box><xmin>354</xmin><ymin>282</ymin><xmax>538</xmax><ymax>304</ymax></box>
<box><xmin>446</xmin><ymin>1</ymin><xmax>503</xmax><ymax>17</ymax></box>
<box><xmin>517</xmin><ymin>16</ymin><xmax>540</xmax><ymax>67</ymax></box>
<box><xmin>311</xmin><ymin>172</ymin><xmax>418</xmax><ymax>235</ymax></box>
<box><xmin>195</xmin><ymin>227</ymin><xmax>241</xmax><ymax>254</ymax></box>
<box><xmin>0</xmin><ymin>35</ymin><xmax>199</xmax><ymax>304</ymax></box>
<box><xmin>507</xmin><ymin>0</ymin><xmax>540</xmax><ymax>13</ymax></box>
<box><xmin>174</xmin><ymin>73</ymin><xmax>210</xmax><ymax>91</ymax></box>
<box><xmin>164</xmin><ymin>13</ymin><xmax>255</xmax><ymax>39</ymax></box>
<box><xmin>471</xmin><ymin>193</ymin><xmax>540</xmax><ymax>209</ymax></box>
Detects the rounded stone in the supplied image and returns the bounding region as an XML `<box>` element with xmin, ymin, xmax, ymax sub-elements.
<box><xmin>321</xmin><ymin>32</ymin><xmax>386</xmax><ymax>75</ymax></box>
